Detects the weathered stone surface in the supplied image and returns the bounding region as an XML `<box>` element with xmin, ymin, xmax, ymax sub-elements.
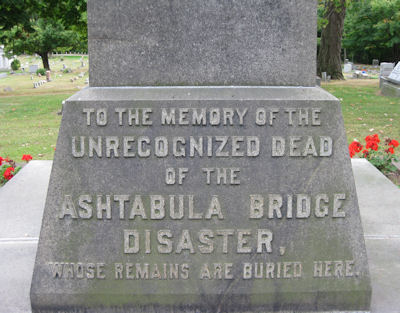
<box><xmin>31</xmin><ymin>87</ymin><xmax>371</xmax><ymax>312</ymax></box>
<box><xmin>31</xmin><ymin>0</ymin><xmax>371</xmax><ymax>311</ymax></box>
<box><xmin>88</xmin><ymin>0</ymin><xmax>317</xmax><ymax>87</ymax></box>
<box><xmin>1</xmin><ymin>243</ymin><xmax>37</xmax><ymax>313</ymax></box>
<box><xmin>4</xmin><ymin>160</ymin><xmax>398</xmax><ymax>312</ymax></box>
<box><xmin>0</xmin><ymin>161</ymin><xmax>51</xmax><ymax>239</ymax></box>
<box><xmin>0</xmin><ymin>161</ymin><xmax>51</xmax><ymax>313</ymax></box>
<box><xmin>380</xmin><ymin>62</ymin><xmax>394</xmax><ymax>77</ymax></box>
<box><xmin>381</xmin><ymin>78</ymin><xmax>400</xmax><ymax>97</ymax></box>
<box><xmin>352</xmin><ymin>159</ymin><xmax>400</xmax><ymax>313</ymax></box>
<box><xmin>388</xmin><ymin>62</ymin><xmax>400</xmax><ymax>84</ymax></box>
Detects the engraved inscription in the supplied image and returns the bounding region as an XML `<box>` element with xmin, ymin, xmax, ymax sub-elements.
<box><xmin>46</xmin><ymin>103</ymin><xmax>362</xmax><ymax>286</ymax></box>
<box><xmin>46</xmin><ymin>260</ymin><xmax>361</xmax><ymax>281</ymax></box>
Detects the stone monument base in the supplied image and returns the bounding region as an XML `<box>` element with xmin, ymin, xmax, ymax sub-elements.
<box><xmin>8</xmin><ymin>160</ymin><xmax>400</xmax><ymax>313</ymax></box>
<box><xmin>31</xmin><ymin>86</ymin><xmax>371</xmax><ymax>313</ymax></box>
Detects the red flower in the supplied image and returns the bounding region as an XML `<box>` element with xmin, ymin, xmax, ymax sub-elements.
<box><xmin>22</xmin><ymin>154</ymin><xmax>33</xmax><ymax>162</ymax></box>
<box><xmin>366</xmin><ymin>141</ymin><xmax>379</xmax><ymax>151</ymax></box>
<box><xmin>365</xmin><ymin>134</ymin><xmax>380</xmax><ymax>143</ymax></box>
<box><xmin>389</xmin><ymin>139</ymin><xmax>399</xmax><ymax>148</ymax></box>
<box><xmin>349</xmin><ymin>141</ymin><xmax>363</xmax><ymax>158</ymax></box>
<box><xmin>0</xmin><ymin>156</ymin><xmax>3</xmax><ymax>166</ymax></box>
<box><xmin>365</xmin><ymin>134</ymin><xmax>380</xmax><ymax>151</ymax></box>
<box><xmin>386</xmin><ymin>147</ymin><xmax>395</xmax><ymax>154</ymax></box>
<box><xmin>3</xmin><ymin>167</ymin><xmax>14</xmax><ymax>180</ymax></box>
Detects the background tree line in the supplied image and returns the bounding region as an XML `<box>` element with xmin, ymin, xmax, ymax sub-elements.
<box><xmin>1</xmin><ymin>0</ymin><xmax>399</xmax><ymax>76</ymax></box>
<box><xmin>343</xmin><ymin>0</ymin><xmax>400</xmax><ymax>64</ymax></box>
<box><xmin>318</xmin><ymin>0</ymin><xmax>400</xmax><ymax>79</ymax></box>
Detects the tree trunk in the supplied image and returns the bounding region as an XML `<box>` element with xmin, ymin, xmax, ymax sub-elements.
<box><xmin>393</xmin><ymin>43</ymin><xmax>400</xmax><ymax>62</ymax></box>
<box><xmin>317</xmin><ymin>0</ymin><xmax>346</xmax><ymax>80</ymax></box>
<box><xmin>39</xmin><ymin>52</ymin><xmax>50</xmax><ymax>70</ymax></box>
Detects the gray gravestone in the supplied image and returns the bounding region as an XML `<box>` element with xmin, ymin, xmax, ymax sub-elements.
<box><xmin>379</xmin><ymin>62</ymin><xmax>395</xmax><ymax>88</ymax></box>
<box><xmin>381</xmin><ymin>62</ymin><xmax>400</xmax><ymax>96</ymax></box>
<box><xmin>380</xmin><ymin>62</ymin><xmax>395</xmax><ymax>77</ymax></box>
<box><xmin>388</xmin><ymin>62</ymin><xmax>400</xmax><ymax>84</ymax></box>
<box><xmin>31</xmin><ymin>1</ymin><xmax>371</xmax><ymax>312</ymax></box>
<box><xmin>380</xmin><ymin>62</ymin><xmax>395</xmax><ymax>87</ymax></box>
<box><xmin>29</xmin><ymin>64</ymin><xmax>38</xmax><ymax>74</ymax></box>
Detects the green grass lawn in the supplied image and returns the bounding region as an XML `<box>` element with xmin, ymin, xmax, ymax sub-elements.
<box><xmin>0</xmin><ymin>69</ymin><xmax>399</xmax><ymax>161</ymax></box>
<box><xmin>322</xmin><ymin>80</ymin><xmax>400</xmax><ymax>145</ymax></box>
<box><xmin>0</xmin><ymin>55</ymin><xmax>88</xmax><ymax>97</ymax></box>
<box><xmin>0</xmin><ymin>54</ymin><xmax>88</xmax><ymax>161</ymax></box>
<box><xmin>0</xmin><ymin>94</ymin><xmax>67</xmax><ymax>160</ymax></box>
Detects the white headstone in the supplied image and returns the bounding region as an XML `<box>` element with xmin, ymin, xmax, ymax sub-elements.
<box><xmin>343</xmin><ymin>63</ymin><xmax>352</xmax><ymax>73</ymax></box>
<box><xmin>0</xmin><ymin>46</ymin><xmax>11</xmax><ymax>70</ymax></box>
<box><xmin>388</xmin><ymin>62</ymin><xmax>400</xmax><ymax>84</ymax></box>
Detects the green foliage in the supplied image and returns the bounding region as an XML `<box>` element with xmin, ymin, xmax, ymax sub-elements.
<box><xmin>3</xmin><ymin>19</ymin><xmax>78</xmax><ymax>56</ymax></box>
<box><xmin>368</xmin><ymin>152</ymin><xmax>398</xmax><ymax>173</ymax></box>
<box><xmin>343</xmin><ymin>0</ymin><xmax>400</xmax><ymax>63</ymax></box>
<box><xmin>36</xmin><ymin>68</ymin><xmax>46</xmax><ymax>76</ymax></box>
<box><xmin>318</xmin><ymin>0</ymin><xmax>400</xmax><ymax>64</ymax></box>
<box><xmin>0</xmin><ymin>163</ymin><xmax>21</xmax><ymax>186</ymax></box>
<box><xmin>351</xmin><ymin>136</ymin><xmax>400</xmax><ymax>174</ymax></box>
<box><xmin>0</xmin><ymin>0</ymin><xmax>36</xmax><ymax>35</ymax></box>
<box><xmin>0</xmin><ymin>0</ymin><xmax>87</xmax><ymax>34</ymax></box>
<box><xmin>317</xmin><ymin>1</ymin><xmax>329</xmax><ymax>34</ymax></box>
<box><xmin>0</xmin><ymin>0</ymin><xmax>87</xmax><ymax>69</ymax></box>
<box><xmin>11</xmin><ymin>59</ymin><xmax>20</xmax><ymax>71</ymax></box>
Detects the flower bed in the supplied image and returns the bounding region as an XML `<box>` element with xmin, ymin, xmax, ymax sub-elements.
<box><xmin>349</xmin><ymin>134</ymin><xmax>400</xmax><ymax>186</ymax></box>
<box><xmin>0</xmin><ymin>154</ymin><xmax>32</xmax><ymax>186</ymax></box>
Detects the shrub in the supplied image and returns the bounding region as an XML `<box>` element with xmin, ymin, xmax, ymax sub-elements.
<box><xmin>11</xmin><ymin>59</ymin><xmax>21</xmax><ymax>71</ymax></box>
<box><xmin>36</xmin><ymin>68</ymin><xmax>46</xmax><ymax>76</ymax></box>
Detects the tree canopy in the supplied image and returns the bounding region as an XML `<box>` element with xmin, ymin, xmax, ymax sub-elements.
<box><xmin>0</xmin><ymin>1</ymin><xmax>36</xmax><ymax>34</ymax></box>
<box><xmin>3</xmin><ymin>19</ymin><xmax>78</xmax><ymax>70</ymax></box>
<box><xmin>343</xmin><ymin>0</ymin><xmax>400</xmax><ymax>63</ymax></box>
<box><xmin>1</xmin><ymin>0</ymin><xmax>399</xmax><ymax>73</ymax></box>
<box><xmin>0</xmin><ymin>0</ymin><xmax>87</xmax><ymax>70</ymax></box>
<box><xmin>317</xmin><ymin>0</ymin><xmax>400</xmax><ymax>78</ymax></box>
